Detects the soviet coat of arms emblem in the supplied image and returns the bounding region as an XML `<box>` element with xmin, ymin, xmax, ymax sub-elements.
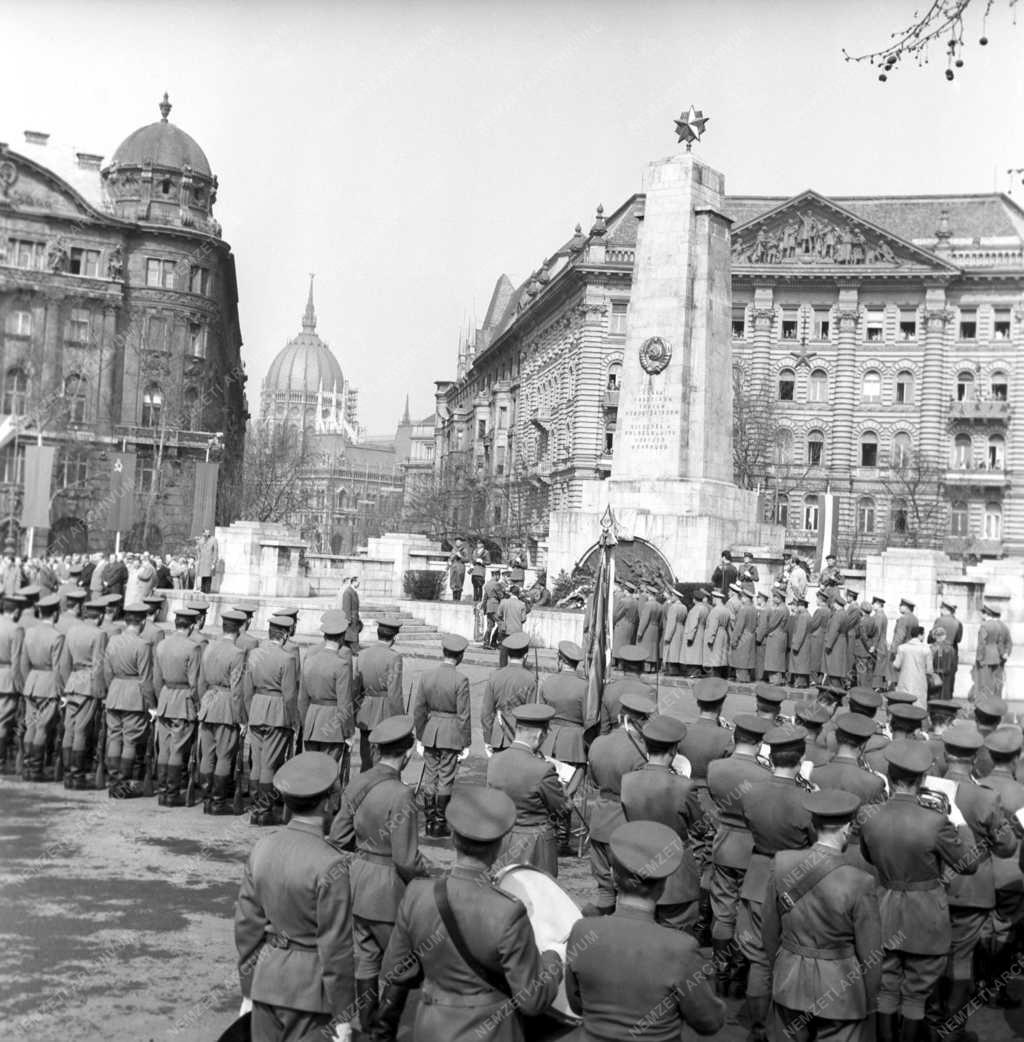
<box><xmin>639</xmin><ymin>336</ymin><xmax>671</xmax><ymax>374</ymax></box>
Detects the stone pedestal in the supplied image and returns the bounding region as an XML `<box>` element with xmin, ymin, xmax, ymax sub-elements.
<box><xmin>216</xmin><ymin>521</ymin><xmax>310</xmax><ymax>598</ymax></box>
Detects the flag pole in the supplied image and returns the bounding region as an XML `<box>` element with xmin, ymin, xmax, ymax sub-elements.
<box><xmin>25</xmin><ymin>429</ymin><xmax>43</xmax><ymax>559</ymax></box>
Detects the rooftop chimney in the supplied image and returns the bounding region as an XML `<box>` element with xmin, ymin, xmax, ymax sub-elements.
<box><xmin>75</xmin><ymin>152</ymin><xmax>103</xmax><ymax>170</ymax></box>
<box><xmin>24</xmin><ymin>130</ymin><xmax>49</xmax><ymax>146</ymax></box>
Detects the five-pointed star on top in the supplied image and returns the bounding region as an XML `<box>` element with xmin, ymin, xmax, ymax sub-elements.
<box><xmin>674</xmin><ymin>105</ymin><xmax>709</xmax><ymax>147</ymax></box>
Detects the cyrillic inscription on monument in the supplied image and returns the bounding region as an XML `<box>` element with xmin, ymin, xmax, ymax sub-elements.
<box><xmin>619</xmin><ymin>386</ymin><xmax>681</xmax><ymax>456</ymax></box>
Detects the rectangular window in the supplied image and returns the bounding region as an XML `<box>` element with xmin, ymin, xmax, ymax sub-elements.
<box><xmin>0</xmin><ymin>443</ymin><xmax>25</xmax><ymax>484</ymax></box>
<box><xmin>5</xmin><ymin>310</ymin><xmax>32</xmax><ymax>337</ymax></box>
<box><xmin>189</xmin><ymin>321</ymin><xmax>206</xmax><ymax>358</ymax></box>
<box><xmin>136</xmin><ymin>453</ymin><xmax>156</xmax><ymax>493</ymax></box>
<box><xmin>959</xmin><ymin>310</ymin><xmax>977</xmax><ymax>340</ymax></box>
<box><xmin>899</xmin><ymin>310</ymin><xmax>917</xmax><ymax>340</ymax></box>
<box><xmin>813</xmin><ymin>310</ymin><xmax>830</xmax><ymax>341</ymax></box>
<box><xmin>68</xmin><ymin>247</ymin><xmax>100</xmax><ymax>277</ymax></box>
<box><xmin>9</xmin><ymin>240</ymin><xmax>46</xmax><ymax>270</ymax></box>
<box><xmin>477</xmin><ymin>419</ymin><xmax>487</xmax><ymax>439</ymax></box>
<box><xmin>993</xmin><ymin>309</ymin><xmax>1011</xmax><ymax>340</ymax></box>
<box><xmin>60</xmin><ymin>451</ymin><xmax>89</xmax><ymax>488</ymax></box>
<box><xmin>950</xmin><ymin>505</ymin><xmax>968</xmax><ymax>537</ymax></box>
<box><xmin>66</xmin><ymin>308</ymin><xmax>90</xmax><ymax>343</ymax></box>
<box><xmin>861</xmin><ymin>442</ymin><xmax>878</xmax><ymax>467</ymax></box>
<box><xmin>497</xmin><ymin>406</ymin><xmax>508</xmax><ymax>429</ymax></box>
<box><xmin>804</xmin><ymin>501</ymin><xmax>820</xmax><ymax>532</ymax></box>
<box><xmin>605</xmin><ymin>429</ymin><xmax>614</xmax><ymax>454</ymax></box>
<box><xmin>807</xmin><ymin>440</ymin><xmax>823</xmax><ymax>465</ymax></box>
<box><xmin>189</xmin><ymin>266</ymin><xmax>209</xmax><ymax>295</ymax></box>
<box><xmin>609</xmin><ymin>302</ymin><xmax>628</xmax><ymax>336</ymax></box>
<box><xmin>146</xmin><ymin>258</ymin><xmax>176</xmax><ymax>288</ymax></box>
<box><xmin>781</xmin><ymin>309</ymin><xmax>798</xmax><ymax>340</ymax></box>
<box><xmin>146</xmin><ymin>259</ymin><xmax>162</xmax><ymax>287</ymax></box>
<box><xmin>147</xmin><ymin>316</ymin><xmax>167</xmax><ymax>352</ymax></box>
<box><xmin>776</xmin><ymin>498</ymin><xmax>789</xmax><ymax>527</ymax></box>
<box><xmin>865</xmin><ymin>309</ymin><xmax>884</xmax><ymax>342</ymax></box>
<box><xmin>732</xmin><ymin>306</ymin><xmax>746</xmax><ymax>339</ymax></box>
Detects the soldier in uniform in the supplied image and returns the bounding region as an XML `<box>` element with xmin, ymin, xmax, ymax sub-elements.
<box><xmin>736</xmin><ymin>725</ymin><xmax>816</xmax><ymax>1041</ymax></box>
<box><xmin>818</xmin><ymin>553</ymin><xmax>843</xmax><ymax>590</ymax></box>
<box><xmin>480</xmin><ymin>631</ymin><xmax>536</xmax><ymax>753</ymax></box>
<box><xmin>890</xmin><ymin>597</ymin><xmax>919</xmax><ymax>667</ymax></box>
<box><xmin>964</xmin><ymin>695</ymin><xmax>1007</xmax><ymax>779</ymax></box>
<box><xmin>923</xmin><ymin>698</ymin><xmax>959</xmax><ymax>777</ymax></box>
<box><xmin>486</xmin><ymin>702</ymin><xmax>569</xmax><ymax>876</ymax></box>
<box><xmin>704</xmin><ymin>588</ymin><xmax>731</xmax><ymax>679</ymax></box>
<box><xmin>600</xmin><ymin>645</ymin><xmax>653</xmax><ymax>734</ymax></box>
<box><xmin>822</xmin><ymin>591</ymin><xmax>849</xmax><ymax>689</ymax></box>
<box><xmin>975</xmin><ymin>603</ymin><xmax>1011</xmax><ymax>699</ymax></box>
<box><xmin>233</xmin><ymin>602</ymin><xmax>261</xmax><ymax>653</ymax></box>
<box><xmin>871</xmin><ymin>595</ymin><xmax>891</xmax><ymax>691</ymax></box>
<box><xmin>152</xmin><ymin>607</ymin><xmax>201</xmax><ymax>806</ymax></box>
<box><xmin>864</xmin><ymin>703</ymin><xmax>926</xmax><ymax>772</ymax></box>
<box><xmin>59</xmin><ymin>597</ymin><xmax>107</xmax><ymax>789</ymax></box>
<box><xmin>539</xmin><ymin>640</ymin><xmax>587</xmax><ymax>766</ymax></box>
<box><xmin>481</xmin><ymin>569</ymin><xmax>505</xmax><ymax>649</ymax></box>
<box><xmin>621</xmin><ymin>715</ymin><xmax>705</xmax><ymax>932</ymax></box>
<box><xmin>812</xmin><ymin>712</ymin><xmax>887</xmax><ymax>807</ymax></box>
<box><xmin>729</xmin><ymin>586</ymin><xmax>757</xmax><ymax>683</ymax></box>
<box><xmin>636</xmin><ymin>587</ymin><xmax>662</xmax><ymax>674</ymax></box>
<box><xmin>661</xmin><ymin>586</ymin><xmax>687</xmax><ymax>676</ymax></box>
<box><xmin>377</xmin><ymin>786</ymin><xmax>563</xmax><ymax>1042</ymax></box>
<box><xmin>272</xmin><ymin>606</ymin><xmax>303</xmax><ymax>670</ymax></box>
<box><xmin>794</xmin><ymin>701</ymin><xmax>832</xmax><ymax>766</ymax></box>
<box><xmin>583</xmin><ymin>690</ymin><xmax>654</xmax><ymax>917</ymax></box>
<box><xmin>354</xmin><ymin>616</ymin><xmax>403</xmax><ymax>773</ymax></box>
<box><xmin>762</xmin><ymin>789</ymin><xmax>882</xmax><ymax>1042</ymax></box>
<box><xmin>140</xmin><ymin>594</ymin><xmax>166</xmax><ymax>647</ymax></box>
<box><xmin>565</xmin><ymin>820</ymin><xmax>725</xmax><ymax>1040</ymax></box>
<box><xmin>763</xmin><ymin>588</ymin><xmax>790</xmax><ymax>685</ymax></box>
<box><xmin>853</xmin><ymin>601</ymin><xmax>879</xmax><ymax>689</ymax></box>
<box><xmin>19</xmin><ymin>595</ymin><xmax>66</xmax><ymax>782</ymax></box>
<box><xmin>100</xmin><ymin>593</ymin><xmax>125</xmax><ymax>638</ymax></box>
<box><xmin>187</xmin><ymin>600</ymin><xmax>211</xmax><ymax>647</ymax></box>
<box><xmin>299</xmin><ymin>609</ymin><xmax>354</xmax><ymax>777</ymax></box>
<box><xmin>329</xmin><ymin>715</ymin><xmax>427</xmax><ymax>1037</ymax></box>
<box><xmin>244</xmin><ymin>614</ymin><xmax>300</xmax><ymax>826</ymax></box>
<box><xmin>842</xmin><ymin>589</ymin><xmax>864</xmax><ymax>684</ymax></box>
<box><xmin>859</xmin><ymin>741</ymin><xmax>982</xmax><ymax>1042</ymax></box>
<box><xmin>0</xmin><ymin>593</ymin><xmax>25</xmax><ymax>772</ymax></box>
<box><xmin>235</xmin><ymin>751</ymin><xmax>354</xmax><ymax>1042</ymax></box>
<box><xmin>808</xmin><ymin>588</ymin><xmax>830</xmax><ymax>683</ymax></box>
<box><xmin>18</xmin><ymin>584</ymin><xmax>41</xmax><ymax>628</ymax></box>
<box><xmin>197</xmin><ymin>608</ymin><xmax>247</xmax><ymax>814</ymax></box>
<box><xmin>103</xmin><ymin>603</ymin><xmax>154</xmax><ymax>797</ymax></box>
<box><xmin>413</xmin><ymin>633</ymin><xmax>472</xmax><ymax>837</ymax></box>
<box><xmin>681</xmin><ymin>587</ymin><xmax>710</xmax><ymax>678</ymax></box>
<box><xmin>55</xmin><ymin>588</ymin><xmax>86</xmax><ymax>635</ymax></box>
<box><xmin>929</xmin><ymin>600</ymin><xmax>963</xmax><ymax>659</ymax></box>
<box><xmin>787</xmin><ymin>596</ymin><xmax>811</xmax><ymax>687</ymax></box>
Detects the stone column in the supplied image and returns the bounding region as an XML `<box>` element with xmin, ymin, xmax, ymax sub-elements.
<box><xmin>1002</xmin><ymin>304</ymin><xmax>1024</xmax><ymax>552</ymax></box>
<box><xmin>749</xmin><ymin>295</ymin><xmax>775</xmax><ymax>396</ymax></box>
<box><xmin>919</xmin><ymin>298</ymin><xmax>952</xmax><ymax>465</ymax></box>
<box><xmin>831</xmin><ymin>292</ymin><xmax>860</xmax><ymax>480</ymax></box>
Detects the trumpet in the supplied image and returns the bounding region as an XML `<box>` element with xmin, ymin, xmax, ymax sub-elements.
<box><xmin>918</xmin><ymin>787</ymin><xmax>951</xmax><ymax>816</ymax></box>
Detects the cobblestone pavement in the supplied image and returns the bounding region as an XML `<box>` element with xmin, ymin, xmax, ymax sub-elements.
<box><xmin>0</xmin><ymin>656</ymin><xmax>1020</xmax><ymax>1041</ymax></box>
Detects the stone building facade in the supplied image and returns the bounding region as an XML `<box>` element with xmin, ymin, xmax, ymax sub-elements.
<box><xmin>434</xmin><ymin>189</ymin><xmax>1024</xmax><ymax>569</ymax></box>
<box><xmin>0</xmin><ymin>96</ymin><xmax>246</xmax><ymax>553</ymax></box>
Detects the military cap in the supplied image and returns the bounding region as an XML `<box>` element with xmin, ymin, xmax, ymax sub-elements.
<box><xmin>174</xmin><ymin>608</ymin><xmax>199</xmax><ymax>620</ymax></box>
<box><xmin>771</xmin><ymin>588</ymin><xmax>785</xmax><ymax>602</ymax></box>
<box><xmin>84</xmin><ymin>598</ymin><xmax>107</xmax><ymax>612</ymax></box>
<box><xmin>825</xmin><ymin>553</ymin><xmax>836</xmax><ymax>562</ymax></box>
<box><xmin>975</xmin><ymin>696</ymin><xmax>1007</xmax><ymax>719</ymax></box>
<box><xmin>692</xmin><ymin>587</ymin><xmax>709</xmax><ymax>600</ymax></box>
<box><xmin>743</xmin><ymin>550</ymin><xmax>754</xmax><ymax>559</ymax></box>
<box><xmin>609</xmin><ymin>821</ymin><xmax>684</xmax><ymax>880</ymax></box>
<box><xmin>927</xmin><ymin>699</ymin><xmax>960</xmax><ymax>718</ymax></box>
<box><xmin>19</xmin><ymin>585</ymin><xmax>42</xmax><ymax>598</ymax></box>
<box><xmin>940</xmin><ymin>601</ymin><xmax>956</xmax><ymax>613</ymax></box>
<box><xmin>446</xmin><ymin>785</ymin><xmax>516</xmax><ymax>842</ymax></box>
<box><xmin>884</xmin><ymin>740</ymin><xmax>933</xmax><ymax>774</ymax></box>
<box><xmin>985</xmin><ymin>727</ymin><xmax>1023</xmax><ymax>755</ymax></box>
<box><xmin>871</xmin><ymin>596</ymin><xmax>886</xmax><ymax>606</ymax></box>
<box><xmin>618</xmin><ymin>644</ymin><xmax>645</xmax><ymax>663</ymax></box>
<box><xmin>641</xmin><ymin>715</ymin><xmax>686</xmax><ymax>744</ymax></box>
<box><xmin>848</xmin><ymin>687</ymin><xmax>882</xmax><ymax>712</ymax></box>
<box><xmin>68</xmin><ymin>563</ymin><xmax>84</xmax><ymax>574</ymax></box>
<box><xmin>377</xmin><ymin>615</ymin><xmax>404</xmax><ymax>635</ymax></box>
<box><xmin>319</xmin><ymin>609</ymin><xmax>348</xmax><ymax>634</ymax></box>
<box><xmin>273</xmin><ymin>606</ymin><xmax>300</xmax><ymax>619</ymax></box>
<box><xmin>782</xmin><ymin>551</ymin><xmax>792</xmax><ymax>559</ymax></box>
<box><xmin>442</xmin><ymin>633</ymin><xmax>469</xmax><ymax>655</ymax></box>
<box><xmin>185</xmin><ymin>600</ymin><xmax>209</xmax><ymax>613</ymax></box>
<box><xmin>143</xmin><ymin>593</ymin><xmax>165</xmax><ymax>605</ymax></box>
<box><xmin>889</xmin><ymin>704</ymin><xmax>927</xmax><ymax>726</ymax></box>
<box><xmin>764</xmin><ymin>724</ymin><xmax>808</xmax><ymax>748</ymax></box>
<box><xmin>694</xmin><ymin>677</ymin><xmax>728</xmax><ymax>705</ymax></box>
<box><xmin>102</xmin><ymin>593</ymin><xmax>123</xmax><ymax>606</ymax></box>
<box><xmin>834</xmin><ymin>713</ymin><xmax>877</xmax><ymax>741</ymax></box>
<box><xmin>123</xmin><ymin>602</ymin><xmax>148</xmax><ymax>615</ymax></box>
<box><xmin>981</xmin><ymin>603</ymin><xmax>1001</xmax><ymax>617</ymax></box>
<box><xmin>620</xmin><ymin>690</ymin><xmax>657</xmax><ymax>716</ymax></box>
<box><xmin>233</xmin><ymin>601</ymin><xmax>258</xmax><ymax>616</ymax></box>
<box><xmin>37</xmin><ymin>594</ymin><xmax>61</xmax><ymax>611</ymax></box>
<box><xmin>511</xmin><ymin>703</ymin><xmax>555</xmax><ymax>726</ymax></box>
<box><xmin>885</xmin><ymin>691</ymin><xmax>917</xmax><ymax>705</ymax></box>
<box><xmin>794</xmin><ymin>702</ymin><xmax>830</xmax><ymax>726</ymax></box>
<box><xmin>845</xmin><ymin>589</ymin><xmax>860</xmax><ymax>601</ymax></box>
<box><xmin>369</xmin><ymin>714</ymin><xmax>415</xmax><ymax>745</ymax></box>
<box><xmin>754</xmin><ymin>682</ymin><xmax>785</xmax><ymax>706</ymax></box>
<box><xmin>274</xmin><ymin>751</ymin><xmax>338</xmax><ymax>798</ymax></box>
<box><xmin>2</xmin><ymin>593</ymin><xmax>27</xmax><ymax>606</ymax></box>
<box><xmin>502</xmin><ymin>632</ymin><xmax>530</xmax><ymax>653</ymax></box>
<box><xmin>942</xmin><ymin>726</ymin><xmax>984</xmax><ymax>753</ymax></box>
<box><xmin>815</xmin><ymin>589</ymin><xmax>830</xmax><ymax>601</ymax></box>
<box><xmin>710</xmin><ymin>589</ymin><xmax>725</xmax><ymax>600</ymax></box>
<box><xmin>859</xmin><ymin>602</ymin><xmax>873</xmax><ymax>614</ymax></box>
<box><xmin>804</xmin><ymin>788</ymin><xmax>861</xmax><ymax>823</ymax></box>
<box><xmin>221</xmin><ymin>609</ymin><xmax>247</xmax><ymax>623</ymax></box>
<box><xmin>794</xmin><ymin>597</ymin><xmax>809</xmax><ymax>607</ymax></box>
<box><xmin>268</xmin><ymin>614</ymin><xmax>294</xmax><ymax>629</ymax></box>
<box><xmin>65</xmin><ymin>589</ymin><xmax>88</xmax><ymax>602</ymax></box>
<box><xmin>732</xmin><ymin>714</ymin><xmax>772</xmax><ymax>738</ymax></box>
<box><xmin>899</xmin><ymin>598</ymin><xmax>915</xmax><ymax>611</ymax></box>
<box><xmin>558</xmin><ymin>640</ymin><xmax>583</xmax><ymax>663</ymax></box>
<box><xmin>720</xmin><ymin>549</ymin><xmax>733</xmax><ymax>561</ymax></box>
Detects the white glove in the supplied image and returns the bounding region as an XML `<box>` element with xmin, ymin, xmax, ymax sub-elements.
<box><xmin>238</xmin><ymin>996</ymin><xmax>253</xmax><ymax>1017</ymax></box>
<box><xmin>416</xmin><ymin>741</ymin><xmax>425</xmax><ymax>758</ymax></box>
<box><xmin>330</xmin><ymin>1023</ymin><xmax>352</xmax><ymax>1042</ymax></box>
<box><xmin>458</xmin><ymin>747</ymin><xmax>470</xmax><ymax>762</ymax></box>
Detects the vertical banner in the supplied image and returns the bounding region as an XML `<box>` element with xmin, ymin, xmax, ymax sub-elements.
<box><xmin>20</xmin><ymin>445</ymin><xmax>56</xmax><ymax>528</ymax></box>
<box><xmin>191</xmin><ymin>461</ymin><xmax>219</xmax><ymax>538</ymax></box>
<box><xmin>817</xmin><ymin>492</ymin><xmax>840</xmax><ymax>564</ymax></box>
<box><xmin>108</xmin><ymin>452</ymin><xmax>137</xmax><ymax>533</ymax></box>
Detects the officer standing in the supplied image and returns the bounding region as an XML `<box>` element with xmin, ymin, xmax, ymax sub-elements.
<box><xmin>975</xmin><ymin>603</ymin><xmax>1011</xmax><ymax>699</ymax></box>
<box><xmin>55</xmin><ymin>588</ymin><xmax>86</xmax><ymax>635</ymax></box>
<box><xmin>480</xmin><ymin>632</ymin><xmax>536</xmax><ymax>754</ymax></box>
<box><xmin>811</xmin><ymin>712</ymin><xmax>887</xmax><ymax>807</ymax></box>
<box><xmin>243</xmin><ymin>614</ymin><xmax>300</xmax><ymax>826</ymax></box>
<box><xmin>0</xmin><ymin>593</ymin><xmax>24</xmax><ymax>773</ymax></box>
<box><xmin>621</xmin><ymin>715</ymin><xmax>705</xmax><ymax>932</ymax></box>
<box><xmin>354</xmin><ymin>616</ymin><xmax>404</xmax><ymax>773</ymax></box>
<box><xmin>787</xmin><ymin>596</ymin><xmax>811</xmax><ymax>687</ymax></box>
<box><xmin>762</xmin><ymin>789</ymin><xmax>882</xmax><ymax>1042</ymax></box>
<box><xmin>808</xmin><ymin>589</ymin><xmax>830</xmax><ymax>683</ymax></box>
<box><xmin>703</xmin><ymin>589</ymin><xmax>731</xmax><ymax>679</ymax></box>
<box><xmin>680</xmin><ymin>587</ymin><xmax>710</xmax><ymax>678</ymax></box>
<box><xmin>539</xmin><ymin>640</ymin><xmax>587</xmax><ymax>766</ymax></box>
<box><xmin>822</xmin><ymin>592</ymin><xmax>848</xmax><ymax>689</ymax></box>
<box><xmin>871</xmin><ymin>595</ymin><xmax>891</xmax><ymax>690</ymax></box>
<box><xmin>233</xmin><ymin>602</ymin><xmax>260</xmax><ymax>653</ymax></box>
<box><xmin>235</xmin><ymin>751</ymin><xmax>353</xmax><ymax>1042</ymax></box>
<box><xmin>600</xmin><ymin>645</ymin><xmax>653</xmax><ymax>734</ymax></box>
<box><xmin>152</xmin><ymin>607</ymin><xmax>201</xmax><ymax>806</ymax></box>
<box><xmin>583</xmin><ymin>690</ymin><xmax>654</xmax><ymax>916</ymax></box>
<box><xmin>103</xmin><ymin>603</ymin><xmax>154</xmax><ymax>798</ymax></box>
<box><xmin>486</xmin><ymin>702</ymin><xmax>569</xmax><ymax>875</ymax></box>
<box><xmin>661</xmin><ymin>586</ymin><xmax>687</xmax><ymax>676</ymax></box>
<box><xmin>891</xmin><ymin>598</ymin><xmax>920</xmax><ymax>662</ymax></box>
<box><xmin>329</xmin><ymin>715</ymin><xmax>427</xmax><ymax>1038</ymax></box>
<box><xmin>20</xmin><ymin>594</ymin><xmax>65</xmax><ymax>781</ymax></box>
<box><xmin>377</xmin><ymin>786</ymin><xmax>563</xmax><ymax>1042</ymax></box>
<box><xmin>299</xmin><ymin>610</ymin><xmax>354</xmax><ymax>777</ymax></box>
<box><xmin>565</xmin><ymin>820</ymin><xmax>725</xmax><ymax>1039</ymax></box>
<box><xmin>59</xmin><ymin>597</ymin><xmax>108</xmax><ymax>790</ymax></box>
<box><xmin>762</xmin><ymin>588</ymin><xmax>790</xmax><ymax>685</ymax></box>
<box><xmin>729</xmin><ymin>586</ymin><xmax>757</xmax><ymax>683</ymax></box>
<box><xmin>187</xmin><ymin>600</ymin><xmax>211</xmax><ymax>647</ymax></box>
<box><xmin>413</xmin><ymin>633</ymin><xmax>472</xmax><ymax>837</ymax></box>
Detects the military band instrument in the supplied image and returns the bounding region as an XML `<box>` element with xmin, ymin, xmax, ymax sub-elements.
<box><xmin>493</xmin><ymin>864</ymin><xmax>583</xmax><ymax>1026</ymax></box>
<box><xmin>917</xmin><ymin>787</ymin><xmax>952</xmax><ymax>816</ymax></box>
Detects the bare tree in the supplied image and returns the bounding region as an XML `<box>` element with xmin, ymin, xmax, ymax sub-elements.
<box><xmin>878</xmin><ymin>452</ymin><xmax>947</xmax><ymax>549</ymax></box>
<box><xmin>237</xmin><ymin>422</ymin><xmax>321</xmax><ymax>523</ymax></box>
<box><xmin>732</xmin><ymin>366</ymin><xmax>781</xmax><ymax>491</ymax></box>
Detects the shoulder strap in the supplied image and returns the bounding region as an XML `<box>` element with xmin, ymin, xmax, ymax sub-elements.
<box><xmin>777</xmin><ymin>854</ymin><xmax>845</xmax><ymax>912</ymax></box>
<box><xmin>434</xmin><ymin>877</ymin><xmax>510</xmax><ymax>995</ymax></box>
<box><xmin>349</xmin><ymin>772</ymin><xmax>390</xmax><ymax>815</ymax></box>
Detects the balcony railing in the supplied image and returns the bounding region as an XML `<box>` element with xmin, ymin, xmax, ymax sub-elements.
<box><xmin>947</xmin><ymin>398</ymin><xmax>1011</xmax><ymax>423</ymax></box>
<box><xmin>944</xmin><ymin>463</ymin><xmax>1009</xmax><ymax>489</ymax></box>
<box><xmin>604</xmin><ymin>388</ymin><xmax>620</xmax><ymax>410</ymax></box>
<box><xmin>605</xmin><ymin>247</ymin><xmax>635</xmax><ymax>265</ymax></box>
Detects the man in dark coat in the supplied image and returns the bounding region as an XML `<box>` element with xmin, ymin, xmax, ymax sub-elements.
<box><xmin>710</xmin><ymin>549</ymin><xmax>738</xmax><ymax>597</ymax></box>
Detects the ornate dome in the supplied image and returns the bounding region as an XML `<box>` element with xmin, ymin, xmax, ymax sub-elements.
<box><xmin>110</xmin><ymin>93</ymin><xmax>211</xmax><ymax>176</ymax></box>
<box><xmin>264</xmin><ymin>278</ymin><xmax>345</xmax><ymax>396</ymax></box>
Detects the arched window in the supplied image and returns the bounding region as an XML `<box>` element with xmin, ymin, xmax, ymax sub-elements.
<box><xmin>607</xmin><ymin>361</ymin><xmax>623</xmax><ymax>391</ymax></box>
<box><xmin>861</xmin><ymin>370</ymin><xmax>881</xmax><ymax>402</ymax></box>
<box><xmin>808</xmin><ymin>368</ymin><xmax>828</xmax><ymax>403</ymax></box>
<box><xmin>857</xmin><ymin>497</ymin><xmax>876</xmax><ymax>533</ymax></box>
<box><xmin>896</xmin><ymin>370</ymin><xmax>914</xmax><ymax>404</ymax></box>
<box><xmin>775</xmin><ymin>493</ymin><xmax>789</xmax><ymax>527</ymax></box>
<box><xmin>64</xmin><ymin>373</ymin><xmax>87</xmax><ymax>423</ymax></box>
<box><xmin>806</xmin><ymin>429</ymin><xmax>824</xmax><ymax>466</ymax></box>
<box><xmin>984</xmin><ymin>502</ymin><xmax>1002</xmax><ymax>540</ymax></box>
<box><xmin>336</xmin><ymin>488</ymin><xmax>348</xmax><ymax>511</ymax></box>
<box><xmin>803</xmin><ymin>494</ymin><xmax>820</xmax><ymax>532</ymax></box>
<box><xmin>956</xmin><ymin>370</ymin><xmax>975</xmax><ymax>401</ymax></box>
<box><xmin>953</xmin><ymin>433</ymin><xmax>972</xmax><ymax>469</ymax></box>
<box><xmin>182</xmin><ymin>386</ymin><xmax>200</xmax><ymax>430</ymax></box>
<box><xmin>892</xmin><ymin>498</ymin><xmax>909</xmax><ymax>534</ymax></box>
<box><xmin>991</xmin><ymin>370</ymin><xmax>1008</xmax><ymax>401</ymax></box>
<box><xmin>778</xmin><ymin>368</ymin><xmax>795</xmax><ymax>401</ymax></box>
<box><xmin>988</xmin><ymin>434</ymin><xmax>1005</xmax><ymax>469</ymax></box>
<box><xmin>892</xmin><ymin>432</ymin><xmax>912</xmax><ymax>468</ymax></box>
<box><xmin>0</xmin><ymin>442</ymin><xmax>24</xmax><ymax>484</ymax></box>
<box><xmin>774</xmin><ymin>427</ymin><xmax>793</xmax><ymax>464</ymax></box>
<box><xmin>141</xmin><ymin>384</ymin><xmax>163</xmax><ymax>428</ymax></box>
<box><xmin>604</xmin><ymin>422</ymin><xmax>615</xmax><ymax>455</ymax></box>
<box><xmin>950</xmin><ymin>500</ymin><xmax>968</xmax><ymax>537</ymax></box>
<box><xmin>3</xmin><ymin>367</ymin><xmax>29</xmax><ymax>415</ymax></box>
<box><xmin>860</xmin><ymin>430</ymin><xmax>878</xmax><ymax>467</ymax></box>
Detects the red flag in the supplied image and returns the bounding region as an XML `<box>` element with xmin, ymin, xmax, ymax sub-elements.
<box><xmin>20</xmin><ymin>445</ymin><xmax>55</xmax><ymax>528</ymax></box>
<box><xmin>108</xmin><ymin>452</ymin><xmax>137</xmax><ymax>532</ymax></box>
<box><xmin>191</xmin><ymin>462</ymin><xmax>219</xmax><ymax>537</ymax></box>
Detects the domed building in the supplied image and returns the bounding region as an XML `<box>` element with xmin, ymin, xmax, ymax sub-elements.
<box><xmin>261</xmin><ymin>277</ymin><xmax>358</xmax><ymax>440</ymax></box>
<box><xmin>0</xmin><ymin>95</ymin><xmax>246</xmax><ymax>553</ymax></box>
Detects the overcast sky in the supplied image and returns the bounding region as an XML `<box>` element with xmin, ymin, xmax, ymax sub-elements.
<box><xmin>4</xmin><ymin>0</ymin><xmax>1023</xmax><ymax>433</ymax></box>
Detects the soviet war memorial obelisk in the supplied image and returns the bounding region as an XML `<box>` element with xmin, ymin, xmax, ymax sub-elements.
<box><xmin>547</xmin><ymin>108</ymin><xmax>782</xmax><ymax>580</ymax></box>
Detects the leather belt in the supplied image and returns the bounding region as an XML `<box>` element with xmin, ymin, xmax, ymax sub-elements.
<box><xmin>884</xmin><ymin>879</ymin><xmax>941</xmax><ymax>892</ymax></box>
<box><xmin>355</xmin><ymin>849</ymin><xmax>393</xmax><ymax>866</ymax></box>
<box><xmin>421</xmin><ymin>981</ymin><xmax>506</xmax><ymax>1008</ymax></box>
<box><xmin>264</xmin><ymin>931</ymin><xmax>316</xmax><ymax>951</ymax></box>
<box><xmin>430</xmin><ymin>711</ymin><xmax>458</xmax><ymax>718</ymax></box>
<box><xmin>783</xmin><ymin>941</ymin><xmax>855</xmax><ymax>960</ymax></box>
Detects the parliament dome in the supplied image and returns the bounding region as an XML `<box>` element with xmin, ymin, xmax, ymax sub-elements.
<box><xmin>264</xmin><ymin>280</ymin><xmax>345</xmax><ymax>396</ymax></box>
<box><xmin>110</xmin><ymin>93</ymin><xmax>211</xmax><ymax>176</ymax></box>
